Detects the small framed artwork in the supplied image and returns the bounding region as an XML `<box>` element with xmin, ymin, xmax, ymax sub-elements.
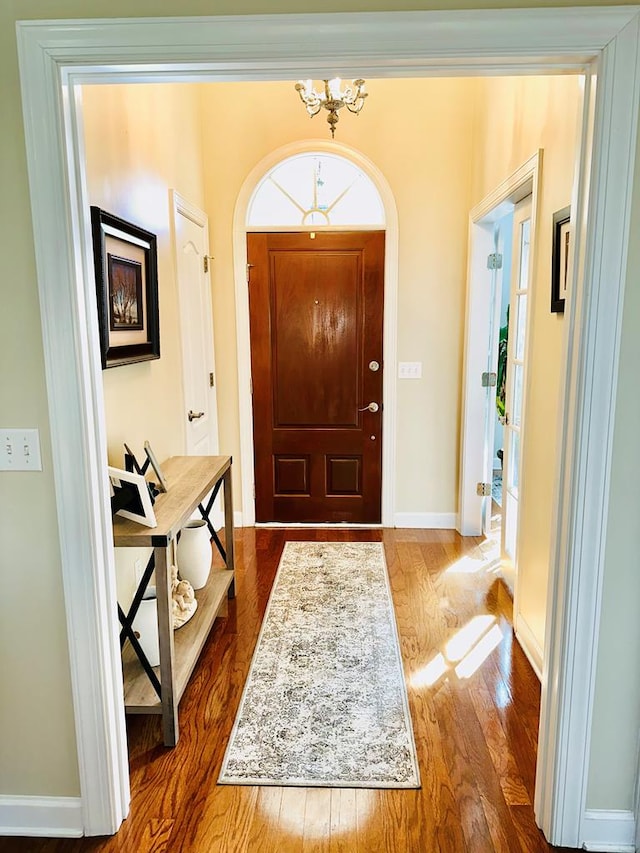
<box><xmin>551</xmin><ymin>205</ymin><xmax>571</xmax><ymax>314</ymax></box>
<box><xmin>90</xmin><ymin>207</ymin><xmax>160</xmax><ymax>368</ymax></box>
<box><xmin>144</xmin><ymin>441</ymin><xmax>168</xmax><ymax>493</ymax></box>
<box><xmin>108</xmin><ymin>466</ymin><xmax>157</xmax><ymax>528</ymax></box>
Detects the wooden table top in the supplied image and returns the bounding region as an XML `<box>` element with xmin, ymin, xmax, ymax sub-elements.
<box><xmin>112</xmin><ymin>455</ymin><xmax>231</xmax><ymax>548</ymax></box>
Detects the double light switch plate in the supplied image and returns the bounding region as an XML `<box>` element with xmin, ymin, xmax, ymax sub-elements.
<box><xmin>0</xmin><ymin>428</ymin><xmax>42</xmax><ymax>471</ymax></box>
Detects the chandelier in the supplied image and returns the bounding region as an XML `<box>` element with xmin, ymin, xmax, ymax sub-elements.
<box><xmin>294</xmin><ymin>78</ymin><xmax>367</xmax><ymax>138</ymax></box>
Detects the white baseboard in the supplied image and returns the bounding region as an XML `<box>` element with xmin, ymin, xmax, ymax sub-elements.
<box><xmin>394</xmin><ymin>512</ymin><xmax>457</xmax><ymax>529</ymax></box>
<box><xmin>514</xmin><ymin>613</ymin><xmax>543</xmax><ymax>681</ymax></box>
<box><xmin>233</xmin><ymin>510</ymin><xmax>243</xmax><ymax>528</ymax></box>
<box><xmin>0</xmin><ymin>795</ymin><xmax>83</xmax><ymax>837</ymax></box>
<box><xmin>254</xmin><ymin>522</ymin><xmax>383</xmax><ymax>529</ymax></box>
<box><xmin>581</xmin><ymin>809</ymin><xmax>636</xmax><ymax>851</ymax></box>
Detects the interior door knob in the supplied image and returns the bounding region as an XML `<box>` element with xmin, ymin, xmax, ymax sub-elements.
<box><xmin>358</xmin><ymin>402</ymin><xmax>379</xmax><ymax>413</ymax></box>
<box><xmin>188</xmin><ymin>410</ymin><xmax>205</xmax><ymax>422</ymax></box>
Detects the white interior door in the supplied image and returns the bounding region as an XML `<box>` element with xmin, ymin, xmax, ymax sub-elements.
<box><xmin>481</xmin><ymin>227</ymin><xmax>503</xmax><ymax>536</ymax></box>
<box><xmin>501</xmin><ymin>195</ymin><xmax>532</xmax><ymax>588</ymax></box>
<box><xmin>171</xmin><ymin>191</ymin><xmax>219</xmax><ymax>457</ymax></box>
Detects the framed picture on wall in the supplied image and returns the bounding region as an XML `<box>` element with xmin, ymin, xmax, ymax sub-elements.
<box><xmin>551</xmin><ymin>205</ymin><xmax>571</xmax><ymax>314</ymax></box>
<box><xmin>90</xmin><ymin>207</ymin><xmax>160</xmax><ymax>368</ymax></box>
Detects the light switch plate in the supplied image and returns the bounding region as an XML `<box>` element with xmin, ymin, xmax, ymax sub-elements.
<box><xmin>398</xmin><ymin>361</ymin><xmax>423</xmax><ymax>379</ymax></box>
<box><xmin>0</xmin><ymin>428</ymin><xmax>42</xmax><ymax>471</ymax></box>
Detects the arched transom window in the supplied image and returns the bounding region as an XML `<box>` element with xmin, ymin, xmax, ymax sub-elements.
<box><xmin>247</xmin><ymin>152</ymin><xmax>385</xmax><ymax>227</ymax></box>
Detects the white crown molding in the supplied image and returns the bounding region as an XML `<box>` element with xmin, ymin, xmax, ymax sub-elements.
<box><xmin>17</xmin><ymin>9</ymin><xmax>639</xmax><ymax>74</ymax></box>
<box><xmin>0</xmin><ymin>796</ymin><xmax>82</xmax><ymax>838</ymax></box>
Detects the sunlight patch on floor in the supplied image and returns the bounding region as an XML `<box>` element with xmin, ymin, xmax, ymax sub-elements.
<box><xmin>455</xmin><ymin>624</ymin><xmax>503</xmax><ymax>679</ymax></box>
<box><xmin>410</xmin><ymin>615</ymin><xmax>504</xmax><ymax>690</ymax></box>
<box><xmin>445</xmin><ymin>615</ymin><xmax>495</xmax><ymax>662</ymax></box>
<box><xmin>444</xmin><ymin>538</ymin><xmax>500</xmax><ymax>576</ymax></box>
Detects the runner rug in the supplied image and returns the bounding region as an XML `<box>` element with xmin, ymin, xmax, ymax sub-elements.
<box><xmin>218</xmin><ymin>541</ymin><xmax>420</xmax><ymax>788</ymax></box>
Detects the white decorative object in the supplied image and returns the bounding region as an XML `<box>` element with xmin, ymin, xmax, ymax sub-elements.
<box><xmin>176</xmin><ymin>519</ymin><xmax>211</xmax><ymax>589</ymax></box>
<box><xmin>170</xmin><ymin>564</ymin><xmax>197</xmax><ymax>628</ymax></box>
<box><xmin>132</xmin><ymin>594</ymin><xmax>160</xmax><ymax>667</ymax></box>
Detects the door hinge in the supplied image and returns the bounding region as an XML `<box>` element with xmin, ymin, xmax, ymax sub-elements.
<box><xmin>487</xmin><ymin>253</ymin><xmax>503</xmax><ymax>270</ymax></box>
<box><xmin>246</xmin><ymin>263</ymin><xmax>255</xmax><ymax>283</ymax></box>
<box><xmin>253</xmin><ymin>484</ymin><xmax>256</xmax><ymax>499</ymax></box>
<box><xmin>481</xmin><ymin>371</ymin><xmax>497</xmax><ymax>387</ymax></box>
<box><xmin>209</xmin><ymin>372</ymin><xmax>214</xmax><ymax>388</ymax></box>
<box><xmin>476</xmin><ymin>482</ymin><xmax>492</xmax><ymax>496</ymax></box>
<box><xmin>249</xmin><ymin>377</ymin><xmax>253</xmax><ymax>395</ymax></box>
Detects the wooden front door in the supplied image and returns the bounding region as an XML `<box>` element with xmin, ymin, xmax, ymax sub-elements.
<box><xmin>248</xmin><ymin>231</ymin><xmax>385</xmax><ymax>523</ymax></box>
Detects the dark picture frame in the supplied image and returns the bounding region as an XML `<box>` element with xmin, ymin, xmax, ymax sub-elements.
<box><xmin>551</xmin><ymin>205</ymin><xmax>571</xmax><ymax>314</ymax></box>
<box><xmin>90</xmin><ymin>207</ymin><xmax>160</xmax><ymax>368</ymax></box>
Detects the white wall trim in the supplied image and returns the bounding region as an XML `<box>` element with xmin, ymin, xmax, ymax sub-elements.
<box><xmin>458</xmin><ymin>151</ymin><xmax>540</xmax><ymax>538</ymax></box>
<box><xmin>232</xmin><ymin>139</ymin><xmax>398</xmax><ymax>527</ymax></box>
<box><xmin>16</xmin><ymin>32</ymin><xmax>131</xmax><ymax>839</ymax></box>
<box><xmin>394</xmin><ymin>512</ymin><xmax>457</xmax><ymax>529</ymax></box>
<box><xmin>14</xmin><ymin>7</ymin><xmax>640</xmax><ymax>844</ymax></box>
<box><xmin>581</xmin><ymin>810</ymin><xmax>636</xmax><ymax>852</ymax></box>
<box><xmin>535</xmin><ymin>16</ymin><xmax>640</xmax><ymax>848</ymax></box>
<box><xmin>0</xmin><ymin>796</ymin><xmax>83</xmax><ymax>838</ymax></box>
<box><xmin>514</xmin><ymin>613</ymin><xmax>543</xmax><ymax>681</ymax></box>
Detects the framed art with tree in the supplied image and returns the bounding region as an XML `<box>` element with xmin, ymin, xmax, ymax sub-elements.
<box><xmin>90</xmin><ymin>207</ymin><xmax>160</xmax><ymax>368</ymax></box>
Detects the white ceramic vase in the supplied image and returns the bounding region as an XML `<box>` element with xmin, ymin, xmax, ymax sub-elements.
<box><xmin>176</xmin><ymin>519</ymin><xmax>212</xmax><ymax>589</ymax></box>
<box><xmin>132</xmin><ymin>594</ymin><xmax>160</xmax><ymax>667</ymax></box>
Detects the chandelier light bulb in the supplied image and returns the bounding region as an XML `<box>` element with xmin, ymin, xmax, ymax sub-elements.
<box><xmin>294</xmin><ymin>77</ymin><xmax>368</xmax><ymax>138</ymax></box>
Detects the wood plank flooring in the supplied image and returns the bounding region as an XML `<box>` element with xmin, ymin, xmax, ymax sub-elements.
<box><xmin>0</xmin><ymin>529</ymin><xmax>580</xmax><ymax>852</ymax></box>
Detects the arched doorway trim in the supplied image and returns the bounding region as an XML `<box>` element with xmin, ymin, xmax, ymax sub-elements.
<box><xmin>232</xmin><ymin>140</ymin><xmax>399</xmax><ymax>526</ymax></box>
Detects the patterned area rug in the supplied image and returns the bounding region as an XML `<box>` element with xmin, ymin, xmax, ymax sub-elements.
<box><xmin>218</xmin><ymin>541</ymin><xmax>420</xmax><ymax>788</ymax></box>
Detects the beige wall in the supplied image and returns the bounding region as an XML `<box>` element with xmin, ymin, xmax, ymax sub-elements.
<box><xmin>2</xmin><ymin>0</ymin><xmax>639</xmax><ymax>822</ymax></box>
<box><xmin>83</xmin><ymin>83</ymin><xmax>206</xmax><ymax>467</ymax></box>
<box><xmin>472</xmin><ymin>75</ymin><xmax>581</xmax><ymax>654</ymax></box>
<box><xmin>199</xmin><ymin>78</ymin><xmax>476</xmax><ymax>516</ymax></box>
<box><xmin>81</xmin><ymin>83</ymin><xmax>207</xmax><ymax>607</ymax></box>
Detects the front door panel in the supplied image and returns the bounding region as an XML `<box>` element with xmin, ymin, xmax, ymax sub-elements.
<box><xmin>248</xmin><ymin>231</ymin><xmax>385</xmax><ymax>523</ymax></box>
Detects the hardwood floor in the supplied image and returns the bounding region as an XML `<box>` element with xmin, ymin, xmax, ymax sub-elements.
<box><xmin>1</xmin><ymin>529</ymin><xmax>579</xmax><ymax>852</ymax></box>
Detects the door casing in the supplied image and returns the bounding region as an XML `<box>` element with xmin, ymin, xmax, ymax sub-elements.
<box><xmin>234</xmin><ymin>140</ymin><xmax>399</xmax><ymax>528</ymax></box>
<box><xmin>15</xmin><ymin>8</ymin><xmax>640</xmax><ymax>847</ymax></box>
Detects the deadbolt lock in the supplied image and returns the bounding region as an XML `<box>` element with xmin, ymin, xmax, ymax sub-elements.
<box><xmin>369</xmin><ymin>360</ymin><xmax>380</xmax><ymax>372</ymax></box>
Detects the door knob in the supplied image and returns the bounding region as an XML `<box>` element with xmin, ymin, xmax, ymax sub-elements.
<box><xmin>358</xmin><ymin>402</ymin><xmax>379</xmax><ymax>413</ymax></box>
<box><xmin>188</xmin><ymin>410</ymin><xmax>205</xmax><ymax>422</ymax></box>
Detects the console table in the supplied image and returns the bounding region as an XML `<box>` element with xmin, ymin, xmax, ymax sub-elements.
<box><xmin>112</xmin><ymin>455</ymin><xmax>235</xmax><ymax>746</ymax></box>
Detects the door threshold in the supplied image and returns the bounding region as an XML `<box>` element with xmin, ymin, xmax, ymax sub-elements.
<box><xmin>254</xmin><ymin>522</ymin><xmax>384</xmax><ymax>529</ymax></box>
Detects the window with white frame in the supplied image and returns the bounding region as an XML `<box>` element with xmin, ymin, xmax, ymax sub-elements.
<box><xmin>247</xmin><ymin>152</ymin><xmax>384</xmax><ymax>227</ymax></box>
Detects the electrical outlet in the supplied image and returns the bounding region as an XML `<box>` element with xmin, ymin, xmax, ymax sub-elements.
<box><xmin>0</xmin><ymin>428</ymin><xmax>42</xmax><ymax>471</ymax></box>
<box><xmin>398</xmin><ymin>362</ymin><xmax>423</xmax><ymax>379</ymax></box>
